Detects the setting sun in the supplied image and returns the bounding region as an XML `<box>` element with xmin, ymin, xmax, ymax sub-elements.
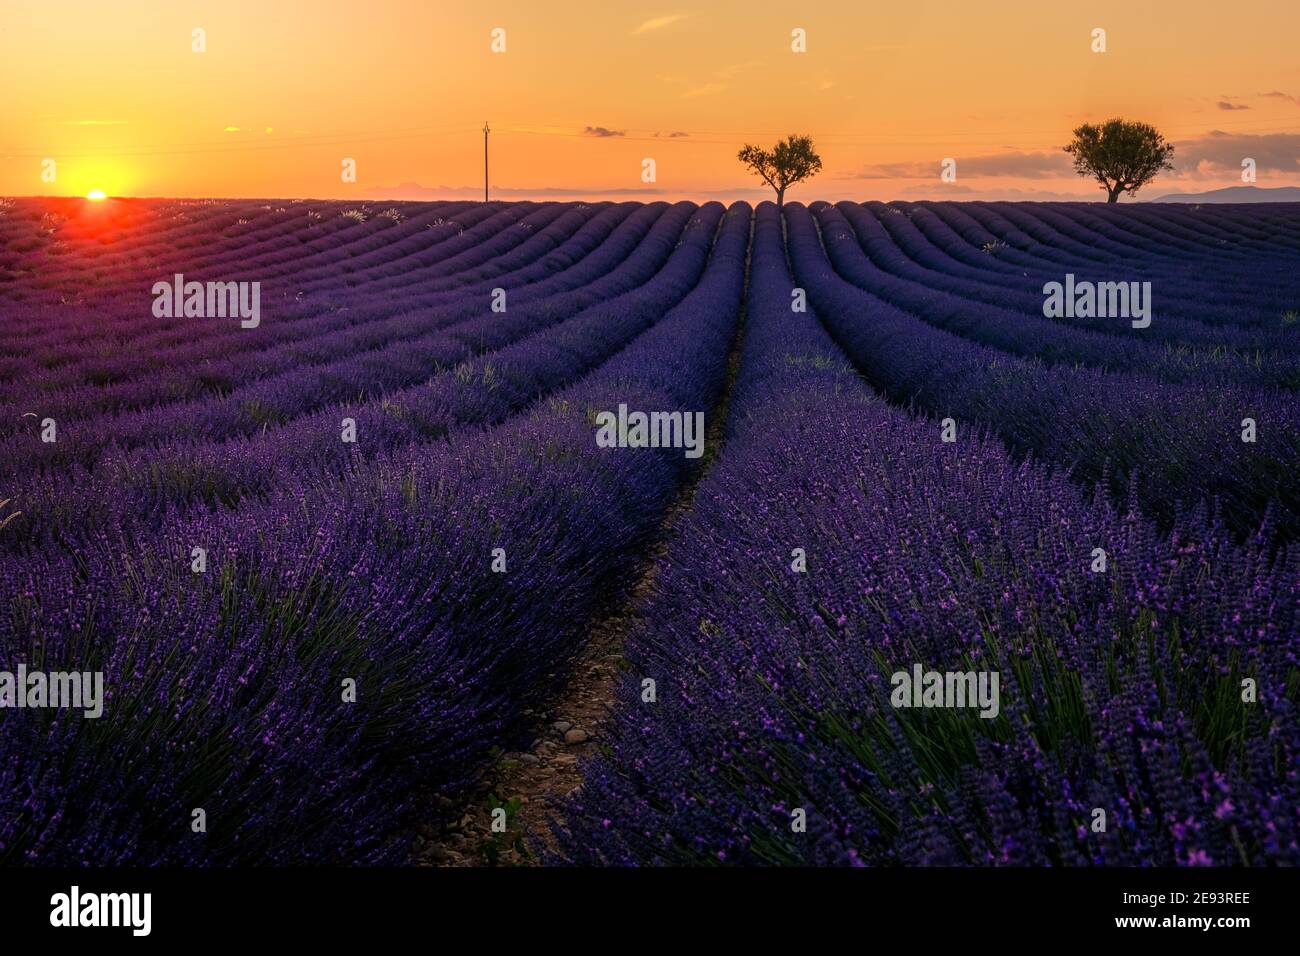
<box><xmin>85</xmin><ymin>189</ymin><xmax>107</xmax><ymax>201</ymax></box>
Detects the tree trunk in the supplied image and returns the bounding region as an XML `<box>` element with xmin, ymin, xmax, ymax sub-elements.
<box><xmin>776</xmin><ymin>185</ymin><xmax>785</xmax><ymax>209</ymax></box>
<box><xmin>1106</xmin><ymin>182</ymin><xmax>1123</xmax><ymax>203</ymax></box>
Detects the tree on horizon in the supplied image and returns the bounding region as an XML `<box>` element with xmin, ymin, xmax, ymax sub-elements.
<box><xmin>1064</xmin><ymin>119</ymin><xmax>1175</xmax><ymax>203</ymax></box>
<box><xmin>737</xmin><ymin>135</ymin><xmax>822</xmax><ymax>208</ymax></box>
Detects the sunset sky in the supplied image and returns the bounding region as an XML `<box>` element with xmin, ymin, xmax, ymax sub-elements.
<box><xmin>2</xmin><ymin>0</ymin><xmax>1299</xmax><ymax>201</ymax></box>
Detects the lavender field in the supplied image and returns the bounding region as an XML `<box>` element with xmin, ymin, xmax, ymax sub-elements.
<box><xmin>1</xmin><ymin>196</ymin><xmax>1297</xmax><ymax>866</ymax></box>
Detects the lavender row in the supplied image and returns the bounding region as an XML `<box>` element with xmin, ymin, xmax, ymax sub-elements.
<box><xmin>0</xmin><ymin>203</ymin><xmax>622</xmax><ymax>426</ymax></box>
<box><xmin>5</xmin><ymin>203</ymin><xmax>732</xmax><ymax>552</ymax></box>
<box><xmin>858</xmin><ymin>203</ymin><xmax>1293</xmax><ymax>349</ymax></box>
<box><xmin>816</xmin><ymin>203</ymin><xmax>1300</xmax><ymax>389</ymax></box>
<box><xmin>919</xmin><ymin>202</ymin><xmax>1300</xmax><ymax>323</ymax></box>
<box><xmin>0</xmin><ymin>202</ymin><xmax>750</xmax><ymax>865</ymax></box>
<box><xmin>3</xmin><ymin>202</ymin><xmax>686</xmax><ymax>479</ymax></box>
<box><xmin>0</xmin><ymin>199</ymin><xmax>486</xmax><ymax>349</ymax></box>
<box><xmin>0</xmin><ymin>201</ymin><xmax>478</xmax><ymax>356</ymax></box>
<box><xmin>782</xmin><ymin>202</ymin><xmax>1300</xmax><ymax>539</ymax></box>
<box><xmin>558</xmin><ymin>202</ymin><xmax>1300</xmax><ymax>866</ymax></box>
<box><xmin>1005</xmin><ymin>201</ymin><xmax>1300</xmax><ymax>265</ymax></box>
<box><xmin>0</xmin><ymin>202</ymin><xmax>514</xmax><ymax>357</ymax></box>
<box><xmin>6</xmin><ymin>203</ymin><xmax>631</xmax><ymax>393</ymax></box>
<box><xmin>899</xmin><ymin>203</ymin><xmax>1289</xmax><ymax>333</ymax></box>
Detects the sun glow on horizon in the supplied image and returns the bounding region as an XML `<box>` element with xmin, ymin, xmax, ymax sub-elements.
<box><xmin>86</xmin><ymin>189</ymin><xmax>107</xmax><ymax>201</ymax></box>
<box><xmin>4</xmin><ymin>1</ymin><xmax>1300</xmax><ymax>201</ymax></box>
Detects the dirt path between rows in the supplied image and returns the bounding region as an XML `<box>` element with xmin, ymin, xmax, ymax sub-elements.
<box><xmin>412</xmin><ymin>241</ymin><xmax>751</xmax><ymax>868</ymax></box>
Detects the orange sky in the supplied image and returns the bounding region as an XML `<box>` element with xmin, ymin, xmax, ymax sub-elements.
<box><xmin>2</xmin><ymin>0</ymin><xmax>1298</xmax><ymax>201</ymax></box>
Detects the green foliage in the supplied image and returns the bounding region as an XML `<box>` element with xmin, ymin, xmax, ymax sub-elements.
<box><xmin>737</xmin><ymin>134</ymin><xmax>822</xmax><ymax>206</ymax></box>
<box><xmin>482</xmin><ymin>793</ymin><xmax>529</xmax><ymax>865</ymax></box>
<box><xmin>1064</xmin><ymin>118</ymin><xmax>1175</xmax><ymax>202</ymax></box>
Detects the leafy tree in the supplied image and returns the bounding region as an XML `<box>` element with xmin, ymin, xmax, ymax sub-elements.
<box><xmin>1064</xmin><ymin>119</ymin><xmax>1175</xmax><ymax>203</ymax></box>
<box><xmin>738</xmin><ymin>134</ymin><xmax>822</xmax><ymax>207</ymax></box>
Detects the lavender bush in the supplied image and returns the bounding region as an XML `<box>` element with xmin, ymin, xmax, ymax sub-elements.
<box><xmin>2</xmin><ymin>195</ymin><xmax>1296</xmax><ymax>867</ymax></box>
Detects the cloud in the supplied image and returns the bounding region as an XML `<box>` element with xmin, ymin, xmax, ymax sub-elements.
<box><xmin>654</xmin><ymin>131</ymin><xmax>689</xmax><ymax>138</ymax></box>
<box><xmin>695</xmin><ymin>186</ymin><xmax>778</xmax><ymax>199</ymax></box>
<box><xmin>1260</xmin><ymin>90</ymin><xmax>1300</xmax><ymax>104</ymax></box>
<box><xmin>222</xmin><ymin>126</ymin><xmax>242</xmax><ymax>132</ymax></box>
<box><xmin>633</xmin><ymin>14</ymin><xmax>686</xmax><ymax>35</ymax></box>
<box><xmin>846</xmin><ymin>133</ymin><xmax>1300</xmax><ymax>186</ymax></box>
<box><xmin>56</xmin><ymin>119</ymin><xmax>131</xmax><ymax>126</ymax></box>
<box><xmin>900</xmin><ymin>183</ymin><xmax>977</xmax><ymax>195</ymax></box>
<box><xmin>582</xmin><ymin>126</ymin><xmax>626</xmax><ymax>138</ymax></box>
<box><xmin>682</xmin><ymin>82</ymin><xmax>727</xmax><ymax>99</ymax></box>
<box><xmin>848</xmin><ymin>150</ymin><xmax>1072</xmax><ymax>180</ymax></box>
<box><xmin>366</xmin><ymin>182</ymin><xmax>664</xmax><ymax>199</ymax></box>
<box><xmin>714</xmin><ymin>61</ymin><xmax>761</xmax><ymax>79</ymax></box>
<box><xmin>1217</xmin><ymin>100</ymin><xmax>1249</xmax><ymax>110</ymax></box>
<box><xmin>1165</xmin><ymin>130</ymin><xmax>1300</xmax><ymax>178</ymax></box>
<box><xmin>898</xmin><ymin>184</ymin><xmax>1098</xmax><ymax>201</ymax></box>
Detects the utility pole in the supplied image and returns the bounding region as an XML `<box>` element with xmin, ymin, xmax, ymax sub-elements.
<box><xmin>483</xmin><ymin>121</ymin><xmax>490</xmax><ymax>202</ymax></box>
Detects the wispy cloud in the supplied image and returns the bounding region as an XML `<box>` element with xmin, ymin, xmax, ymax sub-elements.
<box><xmin>848</xmin><ymin>150</ymin><xmax>1072</xmax><ymax>180</ymax></box>
<box><xmin>582</xmin><ymin>126</ymin><xmax>626</xmax><ymax>138</ymax></box>
<box><xmin>56</xmin><ymin>119</ymin><xmax>130</xmax><ymax>126</ymax></box>
<box><xmin>846</xmin><ymin>132</ymin><xmax>1300</xmax><ymax>186</ymax></box>
<box><xmin>714</xmin><ymin>61</ymin><xmax>760</xmax><ymax>80</ymax></box>
<box><xmin>898</xmin><ymin>183</ymin><xmax>1097</xmax><ymax>201</ymax></box>
<box><xmin>1260</xmin><ymin>90</ymin><xmax>1300</xmax><ymax>105</ymax></box>
<box><xmin>1166</xmin><ymin>130</ymin><xmax>1300</xmax><ymax>178</ymax></box>
<box><xmin>655</xmin><ymin>131</ymin><xmax>689</xmax><ymax>138</ymax></box>
<box><xmin>1217</xmin><ymin>100</ymin><xmax>1249</xmax><ymax>110</ymax></box>
<box><xmin>682</xmin><ymin>82</ymin><xmax>727</xmax><ymax>99</ymax></box>
<box><xmin>633</xmin><ymin>14</ymin><xmax>686</xmax><ymax>35</ymax></box>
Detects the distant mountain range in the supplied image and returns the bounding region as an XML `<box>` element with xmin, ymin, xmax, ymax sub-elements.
<box><xmin>1147</xmin><ymin>185</ymin><xmax>1300</xmax><ymax>203</ymax></box>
